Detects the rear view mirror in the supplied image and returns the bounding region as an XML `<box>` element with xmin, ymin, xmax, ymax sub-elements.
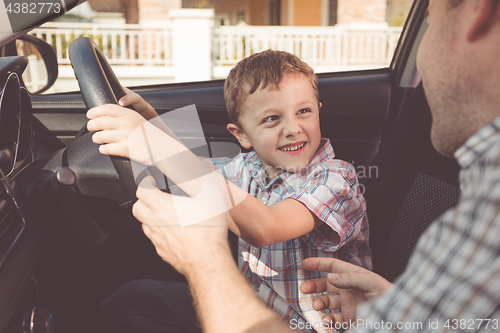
<box><xmin>15</xmin><ymin>34</ymin><xmax>58</xmax><ymax>94</ymax></box>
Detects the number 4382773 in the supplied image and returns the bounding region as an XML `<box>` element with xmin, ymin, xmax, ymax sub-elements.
<box><xmin>444</xmin><ymin>319</ymin><xmax>499</xmax><ymax>330</ymax></box>
<box><xmin>6</xmin><ymin>2</ymin><xmax>61</xmax><ymax>14</ymax></box>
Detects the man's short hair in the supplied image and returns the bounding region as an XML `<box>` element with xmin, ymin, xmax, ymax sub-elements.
<box><xmin>224</xmin><ymin>49</ymin><xmax>319</xmax><ymax>126</ymax></box>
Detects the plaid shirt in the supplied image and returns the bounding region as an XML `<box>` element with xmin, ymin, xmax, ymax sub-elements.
<box><xmin>213</xmin><ymin>139</ymin><xmax>371</xmax><ymax>333</ymax></box>
<box><xmin>354</xmin><ymin>116</ymin><xmax>500</xmax><ymax>332</ymax></box>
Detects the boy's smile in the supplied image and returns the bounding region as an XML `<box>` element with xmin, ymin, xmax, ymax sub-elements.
<box><xmin>227</xmin><ymin>72</ymin><xmax>321</xmax><ymax>181</ymax></box>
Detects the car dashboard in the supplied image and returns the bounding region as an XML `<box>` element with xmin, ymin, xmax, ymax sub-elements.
<box><xmin>0</xmin><ymin>56</ymin><xmax>47</xmax><ymax>333</ymax></box>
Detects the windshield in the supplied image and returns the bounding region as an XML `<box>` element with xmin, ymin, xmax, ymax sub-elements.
<box><xmin>25</xmin><ymin>0</ymin><xmax>413</xmax><ymax>94</ymax></box>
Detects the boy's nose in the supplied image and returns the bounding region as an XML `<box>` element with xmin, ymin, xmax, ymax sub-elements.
<box><xmin>283</xmin><ymin>118</ymin><xmax>302</xmax><ymax>137</ymax></box>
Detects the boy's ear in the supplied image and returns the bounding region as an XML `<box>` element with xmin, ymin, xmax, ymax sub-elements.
<box><xmin>227</xmin><ymin>123</ymin><xmax>252</xmax><ymax>149</ymax></box>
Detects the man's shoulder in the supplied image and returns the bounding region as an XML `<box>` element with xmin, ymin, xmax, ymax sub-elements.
<box><xmin>482</xmin><ymin>131</ymin><xmax>500</xmax><ymax>163</ymax></box>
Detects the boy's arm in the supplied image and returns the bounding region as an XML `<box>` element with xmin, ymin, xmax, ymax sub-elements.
<box><xmin>226</xmin><ymin>167</ymin><xmax>359</xmax><ymax>248</ymax></box>
<box><xmin>227</xmin><ymin>196</ymin><xmax>328</xmax><ymax>247</ymax></box>
<box><xmin>87</xmin><ymin>88</ymin><xmax>218</xmax><ymax>197</ymax></box>
<box><xmin>119</xmin><ymin>87</ymin><xmax>182</xmax><ymax>142</ymax></box>
<box><xmin>87</xmin><ymin>104</ymin><xmax>207</xmax><ymax>193</ymax></box>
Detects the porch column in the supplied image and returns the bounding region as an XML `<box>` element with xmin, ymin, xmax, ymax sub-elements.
<box><xmin>168</xmin><ymin>9</ymin><xmax>215</xmax><ymax>82</ymax></box>
<box><xmin>337</xmin><ymin>0</ymin><xmax>387</xmax><ymax>26</ymax></box>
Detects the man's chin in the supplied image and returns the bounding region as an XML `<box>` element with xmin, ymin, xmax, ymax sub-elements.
<box><xmin>430</xmin><ymin>134</ymin><xmax>458</xmax><ymax>159</ymax></box>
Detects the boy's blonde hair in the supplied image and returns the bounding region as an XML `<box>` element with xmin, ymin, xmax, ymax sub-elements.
<box><xmin>224</xmin><ymin>50</ymin><xmax>319</xmax><ymax>127</ymax></box>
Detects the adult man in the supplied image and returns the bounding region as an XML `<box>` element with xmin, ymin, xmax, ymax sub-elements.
<box><xmin>133</xmin><ymin>0</ymin><xmax>500</xmax><ymax>331</ymax></box>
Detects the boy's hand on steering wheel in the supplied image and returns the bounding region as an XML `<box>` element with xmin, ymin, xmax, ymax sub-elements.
<box><xmin>87</xmin><ymin>104</ymin><xmax>168</xmax><ymax>166</ymax></box>
<box><xmin>119</xmin><ymin>87</ymin><xmax>159</xmax><ymax>121</ymax></box>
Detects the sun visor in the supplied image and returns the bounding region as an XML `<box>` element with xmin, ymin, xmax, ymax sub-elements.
<box><xmin>0</xmin><ymin>0</ymin><xmax>86</xmax><ymax>46</ymax></box>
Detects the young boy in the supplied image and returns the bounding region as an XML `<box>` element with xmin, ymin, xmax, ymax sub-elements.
<box><xmin>89</xmin><ymin>50</ymin><xmax>371</xmax><ymax>332</ymax></box>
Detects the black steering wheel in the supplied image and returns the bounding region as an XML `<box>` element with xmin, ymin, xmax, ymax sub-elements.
<box><xmin>67</xmin><ymin>37</ymin><xmax>138</xmax><ymax>203</ymax></box>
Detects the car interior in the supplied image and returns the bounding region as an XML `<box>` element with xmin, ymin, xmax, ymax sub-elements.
<box><xmin>0</xmin><ymin>0</ymin><xmax>464</xmax><ymax>332</ymax></box>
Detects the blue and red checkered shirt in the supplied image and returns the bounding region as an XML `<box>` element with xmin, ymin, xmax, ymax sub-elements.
<box><xmin>212</xmin><ymin>139</ymin><xmax>371</xmax><ymax>333</ymax></box>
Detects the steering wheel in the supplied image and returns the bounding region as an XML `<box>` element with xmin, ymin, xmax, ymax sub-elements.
<box><xmin>67</xmin><ymin>37</ymin><xmax>138</xmax><ymax>203</ymax></box>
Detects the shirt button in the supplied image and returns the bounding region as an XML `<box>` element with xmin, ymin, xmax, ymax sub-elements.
<box><xmin>251</xmin><ymin>247</ymin><xmax>258</xmax><ymax>256</ymax></box>
<box><xmin>257</xmin><ymin>192</ymin><xmax>268</xmax><ymax>205</ymax></box>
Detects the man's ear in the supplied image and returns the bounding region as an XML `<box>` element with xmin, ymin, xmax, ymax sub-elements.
<box><xmin>466</xmin><ymin>0</ymin><xmax>499</xmax><ymax>42</ymax></box>
<box><xmin>227</xmin><ymin>123</ymin><xmax>252</xmax><ymax>149</ymax></box>
<box><xmin>319</xmin><ymin>102</ymin><xmax>322</xmax><ymax>111</ymax></box>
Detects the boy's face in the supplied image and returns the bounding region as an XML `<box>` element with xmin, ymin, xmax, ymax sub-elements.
<box><xmin>227</xmin><ymin>73</ymin><xmax>321</xmax><ymax>180</ymax></box>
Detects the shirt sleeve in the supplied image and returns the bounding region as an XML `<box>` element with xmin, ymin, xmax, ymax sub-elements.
<box><xmin>211</xmin><ymin>154</ymin><xmax>248</xmax><ymax>189</ymax></box>
<box><xmin>287</xmin><ymin>160</ymin><xmax>370</xmax><ymax>260</ymax></box>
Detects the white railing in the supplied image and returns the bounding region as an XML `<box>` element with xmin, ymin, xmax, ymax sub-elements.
<box><xmin>213</xmin><ymin>25</ymin><xmax>403</xmax><ymax>67</ymax></box>
<box><xmin>31</xmin><ymin>22</ymin><xmax>173</xmax><ymax>66</ymax></box>
<box><xmin>30</xmin><ymin>18</ymin><xmax>404</xmax><ymax>92</ymax></box>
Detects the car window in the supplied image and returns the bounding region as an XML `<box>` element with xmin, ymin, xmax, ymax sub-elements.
<box><xmin>29</xmin><ymin>0</ymin><xmax>413</xmax><ymax>94</ymax></box>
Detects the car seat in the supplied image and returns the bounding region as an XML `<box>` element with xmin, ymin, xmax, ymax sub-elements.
<box><xmin>362</xmin><ymin>82</ymin><xmax>461</xmax><ymax>282</ymax></box>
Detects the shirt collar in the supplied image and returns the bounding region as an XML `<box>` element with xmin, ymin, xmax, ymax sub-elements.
<box><xmin>305</xmin><ymin>138</ymin><xmax>335</xmax><ymax>173</ymax></box>
<box><xmin>246</xmin><ymin>138</ymin><xmax>335</xmax><ymax>186</ymax></box>
<box><xmin>455</xmin><ymin>115</ymin><xmax>500</xmax><ymax>169</ymax></box>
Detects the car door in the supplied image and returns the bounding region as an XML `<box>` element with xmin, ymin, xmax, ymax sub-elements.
<box><xmin>28</xmin><ymin>0</ymin><xmax>427</xmax><ymax>175</ymax></box>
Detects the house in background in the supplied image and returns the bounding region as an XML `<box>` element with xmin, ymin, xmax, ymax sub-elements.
<box><xmin>80</xmin><ymin>0</ymin><xmax>412</xmax><ymax>27</ymax></box>
<box><xmin>182</xmin><ymin>0</ymin><xmax>410</xmax><ymax>27</ymax></box>
<box><xmin>34</xmin><ymin>0</ymin><xmax>408</xmax><ymax>92</ymax></box>
<box><xmin>86</xmin><ymin>0</ymin><xmax>182</xmax><ymax>24</ymax></box>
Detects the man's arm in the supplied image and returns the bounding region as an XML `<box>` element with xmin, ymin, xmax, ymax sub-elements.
<box><xmin>134</xmin><ymin>177</ymin><xmax>292</xmax><ymax>333</ymax></box>
<box><xmin>185</xmin><ymin>243</ymin><xmax>292</xmax><ymax>333</ymax></box>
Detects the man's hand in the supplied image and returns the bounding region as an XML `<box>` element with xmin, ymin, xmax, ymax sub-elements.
<box><xmin>132</xmin><ymin>175</ymin><xmax>230</xmax><ymax>276</ymax></box>
<box><xmin>300</xmin><ymin>258</ymin><xmax>392</xmax><ymax>325</ymax></box>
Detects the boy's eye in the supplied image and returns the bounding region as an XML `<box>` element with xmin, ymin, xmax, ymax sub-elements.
<box><xmin>262</xmin><ymin>115</ymin><xmax>279</xmax><ymax>123</ymax></box>
<box><xmin>298</xmin><ymin>108</ymin><xmax>311</xmax><ymax>114</ymax></box>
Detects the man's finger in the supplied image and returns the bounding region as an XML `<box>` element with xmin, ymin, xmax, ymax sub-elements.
<box><xmin>321</xmin><ymin>313</ymin><xmax>336</xmax><ymax>327</ymax></box>
<box><xmin>312</xmin><ymin>294</ymin><xmax>341</xmax><ymax>311</ymax></box>
<box><xmin>300</xmin><ymin>278</ymin><xmax>340</xmax><ymax>294</ymax></box>
<box><xmin>327</xmin><ymin>272</ymin><xmax>391</xmax><ymax>294</ymax></box>
<box><xmin>137</xmin><ymin>176</ymin><xmax>165</xmax><ymax>198</ymax></box>
<box><xmin>331</xmin><ymin>312</ymin><xmax>344</xmax><ymax>327</ymax></box>
<box><xmin>136</xmin><ymin>178</ymin><xmax>170</xmax><ymax>205</ymax></box>
<box><xmin>132</xmin><ymin>198</ymin><xmax>151</xmax><ymax>224</ymax></box>
<box><xmin>302</xmin><ymin>258</ymin><xmax>367</xmax><ymax>275</ymax></box>
<box><xmin>141</xmin><ymin>223</ymin><xmax>154</xmax><ymax>240</ymax></box>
